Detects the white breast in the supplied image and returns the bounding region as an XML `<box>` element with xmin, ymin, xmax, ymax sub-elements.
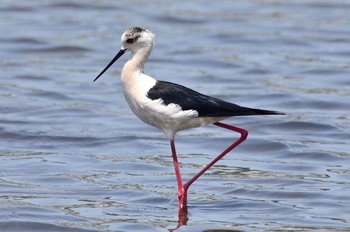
<box><xmin>121</xmin><ymin>72</ymin><xmax>200</xmax><ymax>138</ymax></box>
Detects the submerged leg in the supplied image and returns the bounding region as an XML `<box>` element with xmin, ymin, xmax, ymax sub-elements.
<box><xmin>182</xmin><ymin>122</ymin><xmax>248</xmax><ymax>196</ymax></box>
<box><xmin>170</xmin><ymin>139</ymin><xmax>187</xmax><ymax>209</ymax></box>
<box><xmin>170</xmin><ymin>122</ymin><xmax>248</xmax><ymax>209</ymax></box>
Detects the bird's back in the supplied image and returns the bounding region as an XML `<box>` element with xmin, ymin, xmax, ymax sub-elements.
<box><xmin>147</xmin><ymin>81</ymin><xmax>284</xmax><ymax>118</ymax></box>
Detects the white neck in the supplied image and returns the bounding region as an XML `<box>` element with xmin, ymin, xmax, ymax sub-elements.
<box><xmin>122</xmin><ymin>45</ymin><xmax>152</xmax><ymax>77</ymax></box>
<box><xmin>120</xmin><ymin>44</ymin><xmax>156</xmax><ymax>100</ymax></box>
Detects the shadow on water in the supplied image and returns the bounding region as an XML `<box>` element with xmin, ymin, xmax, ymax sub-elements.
<box><xmin>168</xmin><ymin>206</ymin><xmax>189</xmax><ymax>231</ymax></box>
<box><xmin>168</xmin><ymin>205</ymin><xmax>243</xmax><ymax>231</ymax></box>
<box><xmin>169</xmin><ymin>206</ymin><xmax>242</xmax><ymax>232</ymax></box>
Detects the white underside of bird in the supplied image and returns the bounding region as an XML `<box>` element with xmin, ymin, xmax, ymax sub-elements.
<box><xmin>121</xmin><ymin>64</ymin><xmax>225</xmax><ymax>139</ymax></box>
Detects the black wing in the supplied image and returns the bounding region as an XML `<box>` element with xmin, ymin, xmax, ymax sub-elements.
<box><xmin>147</xmin><ymin>81</ymin><xmax>283</xmax><ymax>117</ymax></box>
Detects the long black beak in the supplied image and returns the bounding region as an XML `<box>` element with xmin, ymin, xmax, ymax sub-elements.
<box><xmin>93</xmin><ymin>49</ymin><xmax>126</xmax><ymax>82</ymax></box>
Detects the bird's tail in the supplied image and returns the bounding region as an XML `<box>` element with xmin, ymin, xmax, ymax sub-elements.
<box><xmin>237</xmin><ymin>107</ymin><xmax>285</xmax><ymax>116</ymax></box>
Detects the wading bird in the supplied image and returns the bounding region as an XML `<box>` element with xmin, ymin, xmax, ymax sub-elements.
<box><xmin>94</xmin><ymin>26</ymin><xmax>284</xmax><ymax>209</ymax></box>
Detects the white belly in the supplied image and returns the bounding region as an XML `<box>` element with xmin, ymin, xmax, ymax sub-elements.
<box><xmin>121</xmin><ymin>72</ymin><xmax>225</xmax><ymax>138</ymax></box>
<box><xmin>123</xmin><ymin>88</ymin><xmax>204</xmax><ymax>138</ymax></box>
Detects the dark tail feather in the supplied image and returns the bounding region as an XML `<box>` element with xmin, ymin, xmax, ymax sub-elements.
<box><xmin>215</xmin><ymin>100</ymin><xmax>285</xmax><ymax>117</ymax></box>
<box><xmin>237</xmin><ymin>107</ymin><xmax>285</xmax><ymax>117</ymax></box>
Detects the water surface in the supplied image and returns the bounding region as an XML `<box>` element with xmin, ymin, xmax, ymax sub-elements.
<box><xmin>1</xmin><ymin>0</ymin><xmax>350</xmax><ymax>231</ymax></box>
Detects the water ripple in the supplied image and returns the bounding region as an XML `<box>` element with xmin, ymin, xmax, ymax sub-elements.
<box><xmin>1</xmin><ymin>0</ymin><xmax>350</xmax><ymax>231</ymax></box>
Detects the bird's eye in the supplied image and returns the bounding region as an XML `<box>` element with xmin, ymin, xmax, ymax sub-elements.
<box><xmin>126</xmin><ymin>38</ymin><xmax>134</xmax><ymax>44</ymax></box>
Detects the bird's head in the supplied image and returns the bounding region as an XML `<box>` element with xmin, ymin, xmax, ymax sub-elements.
<box><xmin>93</xmin><ymin>26</ymin><xmax>154</xmax><ymax>82</ymax></box>
<box><xmin>121</xmin><ymin>27</ymin><xmax>154</xmax><ymax>53</ymax></box>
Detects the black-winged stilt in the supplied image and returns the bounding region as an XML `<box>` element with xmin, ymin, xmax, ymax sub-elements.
<box><xmin>93</xmin><ymin>26</ymin><xmax>284</xmax><ymax>209</ymax></box>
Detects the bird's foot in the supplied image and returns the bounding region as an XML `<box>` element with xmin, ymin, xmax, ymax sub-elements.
<box><xmin>178</xmin><ymin>190</ymin><xmax>187</xmax><ymax>209</ymax></box>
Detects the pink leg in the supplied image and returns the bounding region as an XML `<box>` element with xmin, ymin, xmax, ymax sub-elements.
<box><xmin>170</xmin><ymin>122</ymin><xmax>248</xmax><ymax>209</ymax></box>
<box><xmin>183</xmin><ymin>122</ymin><xmax>248</xmax><ymax>205</ymax></box>
<box><xmin>170</xmin><ymin>139</ymin><xmax>187</xmax><ymax>209</ymax></box>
